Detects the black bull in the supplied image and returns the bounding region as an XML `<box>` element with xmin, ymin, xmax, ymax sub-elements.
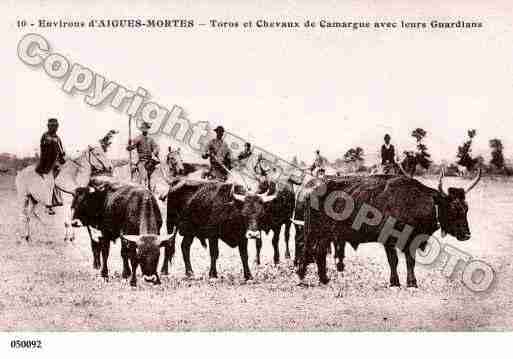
<box><xmin>295</xmin><ymin>170</ymin><xmax>481</xmax><ymax>287</ymax></box>
<box><xmin>254</xmin><ymin>179</ymin><xmax>296</xmax><ymax>265</ymax></box>
<box><xmin>71</xmin><ymin>177</ymin><xmax>167</xmax><ymax>287</ymax></box>
<box><xmin>160</xmin><ymin>179</ymin><xmax>277</xmax><ymax>280</ymax></box>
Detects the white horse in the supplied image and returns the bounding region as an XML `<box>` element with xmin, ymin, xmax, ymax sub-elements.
<box><xmin>15</xmin><ymin>144</ymin><xmax>113</xmax><ymax>241</ymax></box>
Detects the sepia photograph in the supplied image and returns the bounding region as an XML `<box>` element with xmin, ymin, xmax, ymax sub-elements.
<box><xmin>2</xmin><ymin>0</ymin><xmax>513</xmax><ymax>356</ymax></box>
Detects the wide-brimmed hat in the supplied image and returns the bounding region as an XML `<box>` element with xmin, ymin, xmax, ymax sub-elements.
<box><xmin>214</xmin><ymin>126</ymin><xmax>225</xmax><ymax>133</ymax></box>
<box><xmin>139</xmin><ymin>121</ymin><xmax>152</xmax><ymax>130</ymax></box>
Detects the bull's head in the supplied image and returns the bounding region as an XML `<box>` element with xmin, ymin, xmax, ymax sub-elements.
<box><xmin>231</xmin><ymin>185</ymin><xmax>277</xmax><ymax>239</ymax></box>
<box><xmin>437</xmin><ymin>168</ymin><xmax>481</xmax><ymax>241</ymax></box>
<box><xmin>121</xmin><ymin>234</ymin><xmax>169</xmax><ymax>285</ymax></box>
<box><xmin>70</xmin><ymin>186</ymin><xmax>105</xmax><ymax>227</ymax></box>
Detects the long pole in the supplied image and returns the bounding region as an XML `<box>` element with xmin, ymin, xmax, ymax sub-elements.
<box><xmin>128</xmin><ymin>114</ymin><xmax>133</xmax><ymax>181</ymax></box>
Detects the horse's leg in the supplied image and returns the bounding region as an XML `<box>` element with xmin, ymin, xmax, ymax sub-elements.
<box><xmin>29</xmin><ymin>202</ymin><xmax>41</xmax><ymax>223</ymax></box>
<box><xmin>61</xmin><ymin>193</ymin><xmax>72</xmax><ymax>242</ymax></box>
<box><xmin>21</xmin><ymin>196</ymin><xmax>31</xmax><ymax>241</ymax></box>
<box><xmin>284</xmin><ymin>221</ymin><xmax>292</xmax><ymax>259</ymax></box>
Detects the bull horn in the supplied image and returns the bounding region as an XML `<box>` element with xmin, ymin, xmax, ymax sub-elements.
<box><xmin>157</xmin><ymin>236</ymin><xmax>171</xmax><ymax>247</ymax></box>
<box><xmin>232</xmin><ymin>184</ymin><xmax>247</xmax><ymax>202</ymax></box>
<box><xmin>465</xmin><ymin>168</ymin><xmax>482</xmax><ymax>193</ymax></box>
<box><xmin>291</xmin><ymin>219</ymin><xmax>305</xmax><ymax>226</ymax></box>
<box><xmin>120</xmin><ymin>233</ymin><xmax>139</xmax><ymax>244</ymax></box>
<box><xmin>258</xmin><ymin>189</ymin><xmax>277</xmax><ymax>203</ymax></box>
<box><xmin>438</xmin><ymin>167</ymin><xmax>448</xmax><ymax>197</ymax></box>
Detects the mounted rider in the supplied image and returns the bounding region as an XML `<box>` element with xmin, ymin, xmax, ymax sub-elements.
<box><xmin>310</xmin><ymin>149</ymin><xmax>327</xmax><ymax>177</ymax></box>
<box><xmin>233</xmin><ymin>142</ymin><xmax>253</xmax><ymax>173</ymax></box>
<box><xmin>35</xmin><ymin>118</ymin><xmax>66</xmax><ymax>215</ymax></box>
<box><xmin>126</xmin><ymin>121</ymin><xmax>160</xmax><ymax>188</ymax></box>
<box><xmin>201</xmin><ymin>126</ymin><xmax>232</xmax><ymax>181</ymax></box>
<box><xmin>254</xmin><ymin>153</ymin><xmax>272</xmax><ymax>193</ymax></box>
<box><xmin>381</xmin><ymin>134</ymin><xmax>397</xmax><ymax>174</ymax></box>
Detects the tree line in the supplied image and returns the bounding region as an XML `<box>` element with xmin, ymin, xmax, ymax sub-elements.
<box><xmin>290</xmin><ymin>128</ymin><xmax>512</xmax><ymax>176</ymax></box>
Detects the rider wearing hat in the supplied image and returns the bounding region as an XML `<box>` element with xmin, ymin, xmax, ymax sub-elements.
<box><xmin>310</xmin><ymin>149</ymin><xmax>327</xmax><ymax>177</ymax></box>
<box><xmin>126</xmin><ymin>121</ymin><xmax>160</xmax><ymax>186</ymax></box>
<box><xmin>202</xmin><ymin>125</ymin><xmax>232</xmax><ymax>181</ymax></box>
<box><xmin>236</xmin><ymin>142</ymin><xmax>253</xmax><ymax>171</ymax></box>
<box><xmin>381</xmin><ymin>134</ymin><xmax>396</xmax><ymax>174</ymax></box>
<box><xmin>36</xmin><ymin>118</ymin><xmax>66</xmax><ymax>214</ymax></box>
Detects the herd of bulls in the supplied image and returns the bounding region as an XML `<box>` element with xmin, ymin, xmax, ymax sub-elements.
<box><xmin>70</xmin><ymin>167</ymin><xmax>482</xmax><ymax>289</ymax></box>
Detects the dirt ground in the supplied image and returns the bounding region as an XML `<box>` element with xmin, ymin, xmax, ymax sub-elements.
<box><xmin>1</xmin><ymin>174</ymin><xmax>512</xmax><ymax>331</ymax></box>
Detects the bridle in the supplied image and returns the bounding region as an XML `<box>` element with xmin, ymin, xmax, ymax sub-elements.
<box><xmin>56</xmin><ymin>147</ymin><xmax>110</xmax><ymax>196</ymax></box>
<box><xmin>87</xmin><ymin>147</ymin><xmax>110</xmax><ymax>175</ymax></box>
<box><xmin>69</xmin><ymin>146</ymin><xmax>109</xmax><ymax>174</ymax></box>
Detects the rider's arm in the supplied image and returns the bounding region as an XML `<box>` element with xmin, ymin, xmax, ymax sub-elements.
<box><xmin>224</xmin><ymin>146</ymin><xmax>233</xmax><ymax>169</ymax></box>
<box><xmin>202</xmin><ymin>140</ymin><xmax>213</xmax><ymax>159</ymax></box>
<box><xmin>151</xmin><ymin>138</ymin><xmax>160</xmax><ymax>158</ymax></box>
<box><xmin>56</xmin><ymin>137</ymin><xmax>66</xmax><ymax>164</ymax></box>
<box><xmin>126</xmin><ymin>136</ymin><xmax>139</xmax><ymax>151</ymax></box>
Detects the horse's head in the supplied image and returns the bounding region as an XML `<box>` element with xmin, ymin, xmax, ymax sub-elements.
<box><xmin>74</xmin><ymin>145</ymin><xmax>113</xmax><ymax>176</ymax></box>
<box><xmin>167</xmin><ymin>150</ymin><xmax>184</xmax><ymax>176</ymax></box>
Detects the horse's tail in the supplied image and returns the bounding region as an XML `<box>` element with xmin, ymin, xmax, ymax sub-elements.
<box><xmin>15</xmin><ymin>167</ymin><xmax>24</xmax><ymax>196</ymax></box>
<box><xmin>15</xmin><ymin>165</ymin><xmax>38</xmax><ymax>203</ymax></box>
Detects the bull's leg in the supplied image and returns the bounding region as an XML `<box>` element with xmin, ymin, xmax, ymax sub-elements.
<box><xmin>284</xmin><ymin>221</ymin><xmax>292</xmax><ymax>259</ymax></box>
<box><xmin>404</xmin><ymin>249</ymin><xmax>418</xmax><ymax>288</ymax></box>
<box><xmin>316</xmin><ymin>245</ymin><xmax>329</xmax><ymax>285</ymax></box>
<box><xmin>161</xmin><ymin>234</ymin><xmax>175</xmax><ymax>275</ymax></box>
<box><xmin>272</xmin><ymin>227</ymin><xmax>280</xmax><ymax>265</ymax></box>
<box><xmin>385</xmin><ymin>246</ymin><xmax>400</xmax><ymax>287</ymax></box>
<box><xmin>181</xmin><ymin>235</ymin><xmax>194</xmax><ymax>277</ymax></box>
<box><xmin>208</xmin><ymin>238</ymin><xmax>219</xmax><ymax>278</ymax></box>
<box><xmin>87</xmin><ymin>226</ymin><xmax>101</xmax><ymax>270</ymax></box>
<box><xmin>121</xmin><ymin>241</ymin><xmax>131</xmax><ymax>279</ymax></box>
<box><xmin>297</xmin><ymin>259</ymin><xmax>308</xmax><ymax>281</ymax></box>
<box><xmin>255</xmin><ymin>235</ymin><xmax>262</xmax><ymax>266</ymax></box>
<box><xmin>91</xmin><ymin>238</ymin><xmax>101</xmax><ymax>270</ymax></box>
<box><xmin>100</xmin><ymin>237</ymin><xmax>111</xmax><ymax>280</ymax></box>
<box><xmin>335</xmin><ymin>240</ymin><xmax>346</xmax><ymax>272</ymax></box>
<box><xmin>161</xmin><ymin>222</ymin><xmax>176</xmax><ymax>275</ymax></box>
<box><xmin>129</xmin><ymin>247</ymin><xmax>138</xmax><ymax>287</ymax></box>
<box><xmin>238</xmin><ymin>238</ymin><xmax>253</xmax><ymax>281</ymax></box>
<box><xmin>294</xmin><ymin>227</ymin><xmax>304</xmax><ymax>267</ymax></box>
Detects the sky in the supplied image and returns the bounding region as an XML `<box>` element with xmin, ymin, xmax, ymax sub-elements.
<box><xmin>4</xmin><ymin>0</ymin><xmax>513</xmax><ymax>166</ymax></box>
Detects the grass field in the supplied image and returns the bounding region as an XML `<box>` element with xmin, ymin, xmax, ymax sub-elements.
<box><xmin>1</xmin><ymin>174</ymin><xmax>512</xmax><ymax>331</ymax></box>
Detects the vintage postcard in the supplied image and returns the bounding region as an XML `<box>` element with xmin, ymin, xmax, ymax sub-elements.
<box><xmin>2</xmin><ymin>0</ymin><xmax>512</xmax><ymax>356</ymax></box>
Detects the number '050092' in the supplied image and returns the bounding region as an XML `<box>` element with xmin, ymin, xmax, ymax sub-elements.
<box><xmin>10</xmin><ymin>339</ymin><xmax>42</xmax><ymax>349</ymax></box>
